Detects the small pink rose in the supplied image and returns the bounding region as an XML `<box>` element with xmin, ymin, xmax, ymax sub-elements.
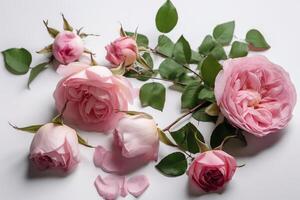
<box><xmin>52</xmin><ymin>31</ymin><xmax>84</xmax><ymax>64</ymax></box>
<box><xmin>215</xmin><ymin>56</ymin><xmax>296</xmax><ymax>137</ymax></box>
<box><xmin>188</xmin><ymin>150</ymin><xmax>236</xmax><ymax>192</ymax></box>
<box><xmin>53</xmin><ymin>62</ymin><xmax>135</xmax><ymax>132</ymax></box>
<box><xmin>29</xmin><ymin>123</ymin><xmax>80</xmax><ymax>171</ymax></box>
<box><xmin>105</xmin><ymin>36</ymin><xmax>138</xmax><ymax>67</ymax></box>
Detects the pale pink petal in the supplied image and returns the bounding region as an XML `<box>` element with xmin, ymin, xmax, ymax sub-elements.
<box><xmin>127</xmin><ymin>175</ymin><xmax>149</xmax><ymax>197</ymax></box>
<box><xmin>56</xmin><ymin>62</ymin><xmax>90</xmax><ymax>77</ymax></box>
<box><xmin>93</xmin><ymin>145</ymin><xmax>150</xmax><ymax>174</ymax></box>
<box><xmin>94</xmin><ymin>175</ymin><xmax>119</xmax><ymax>200</ymax></box>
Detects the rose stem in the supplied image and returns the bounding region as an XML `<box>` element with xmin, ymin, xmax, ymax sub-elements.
<box><xmin>163</xmin><ymin>102</ymin><xmax>204</xmax><ymax>132</ymax></box>
<box><xmin>149</xmin><ymin>47</ymin><xmax>203</xmax><ymax>81</ymax></box>
<box><xmin>141</xmin><ymin>76</ymin><xmax>187</xmax><ymax>86</ymax></box>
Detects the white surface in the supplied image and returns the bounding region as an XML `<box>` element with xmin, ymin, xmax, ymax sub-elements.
<box><xmin>0</xmin><ymin>0</ymin><xmax>299</xmax><ymax>199</ymax></box>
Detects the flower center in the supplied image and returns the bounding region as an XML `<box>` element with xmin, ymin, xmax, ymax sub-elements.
<box><xmin>236</xmin><ymin>89</ymin><xmax>262</xmax><ymax>108</ymax></box>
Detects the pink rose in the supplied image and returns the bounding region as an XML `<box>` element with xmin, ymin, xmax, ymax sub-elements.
<box><xmin>105</xmin><ymin>36</ymin><xmax>138</xmax><ymax>67</ymax></box>
<box><xmin>53</xmin><ymin>62</ymin><xmax>135</xmax><ymax>132</ymax></box>
<box><xmin>52</xmin><ymin>31</ymin><xmax>84</xmax><ymax>64</ymax></box>
<box><xmin>114</xmin><ymin>114</ymin><xmax>159</xmax><ymax>160</ymax></box>
<box><xmin>188</xmin><ymin>150</ymin><xmax>236</xmax><ymax>192</ymax></box>
<box><xmin>93</xmin><ymin>114</ymin><xmax>159</xmax><ymax>174</ymax></box>
<box><xmin>29</xmin><ymin>123</ymin><xmax>80</xmax><ymax>171</ymax></box>
<box><xmin>215</xmin><ymin>56</ymin><xmax>296</xmax><ymax>137</ymax></box>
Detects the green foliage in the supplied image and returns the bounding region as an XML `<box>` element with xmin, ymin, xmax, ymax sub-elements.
<box><xmin>213</xmin><ymin>21</ymin><xmax>235</xmax><ymax>45</ymax></box>
<box><xmin>246</xmin><ymin>29</ymin><xmax>270</xmax><ymax>51</ymax></box>
<box><xmin>170</xmin><ymin>122</ymin><xmax>205</xmax><ymax>153</ymax></box>
<box><xmin>155</xmin><ymin>152</ymin><xmax>187</xmax><ymax>177</ymax></box>
<box><xmin>229</xmin><ymin>41</ymin><xmax>249</xmax><ymax>58</ymax></box>
<box><xmin>139</xmin><ymin>82</ymin><xmax>166</xmax><ymax>111</ymax></box>
<box><xmin>2</xmin><ymin>48</ymin><xmax>32</xmax><ymax>75</ymax></box>
<box><xmin>155</xmin><ymin>0</ymin><xmax>178</xmax><ymax>33</ymax></box>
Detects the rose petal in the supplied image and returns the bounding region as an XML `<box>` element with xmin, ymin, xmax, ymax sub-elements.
<box><xmin>56</xmin><ymin>62</ymin><xmax>90</xmax><ymax>77</ymax></box>
<box><xmin>94</xmin><ymin>175</ymin><xmax>120</xmax><ymax>200</ymax></box>
<box><xmin>127</xmin><ymin>175</ymin><xmax>149</xmax><ymax>197</ymax></box>
<box><xmin>93</xmin><ymin>145</ymin><xmax>150</xmax><ymax>174</ymax></box>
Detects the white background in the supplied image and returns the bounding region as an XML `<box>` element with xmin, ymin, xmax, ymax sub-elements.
<box><xmin>0</xmin><ymin>0</ymin><xmax>300</xmax><ymax>199</ymax></box>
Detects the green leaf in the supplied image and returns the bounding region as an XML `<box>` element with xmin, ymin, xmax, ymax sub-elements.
<box><xmin>210</xmin><ymin>44</ymin><xmax>227</xmax><ymax>60</ymax></box>
<box><xmin>170</xmin><ymin>122</ymin><xmax>205</xmax><ymax>153</ymax></box>
<box><xmin>125</xmin><ymin>31</ymin><xmax>149</xmax><ymax>47</ymax></box>
<box><xmin>159</xmin><ymin>58</ymin><xmax>186</xmax><ymax>80</ymax></box>
<box><xmin>27</xmin><ymin>62</ymin><xmax>48</xmax><ymax>88</ymax></box>
<box><xmin>2</xmin><ymin>48</ymin><xmax>32</xmax><ymax>75</ymax></box>
<box><xmin>201</xmin><ymin>55</ymin><xmax>222</xmax><ymax>87</ymax></box>
<box><xmin>198</xmin><ymin>87</ymin><xmax>215</xmax><ymax>102</ymax></box>
<box><xmin>192</xmin><ymin>107</ymin><xmax>217</xmax><ymax>122</ymax></box>
<box><xmin>139</xmin><ymin>82</ymin><xmax>166</xmax><ymax>111</ymax></box>
<box><xmin>155</xmin><ymin>152</ymin><xmax>187</xmax><ymax>177</ymax></box>
<box><xmin>213</xmin><ymin>21</ymin><xmax>235</xmax><ymax>46</ymax></box>
<box><xmin>173</xmin><ymin>35</ymin><xmax>192</xmax><ymax>64</ymax></box>
<box><xmin>181</xmin><ymin>82</ymin><xmax>203</xmax><ymax>109</ymax></box>
<box><xmin>155</xmin><ymin>0</ymin><xmax>178</xmax><ymax>33</ymax></box>
<box><xmin>210</xmin><ymin>121</ymin><xmax>236</xmax><ymax>148</ymax></box>
<box><xmin>156</xmin><ymin>35</ymin><xmax>175</xmax><ymax>57</ymax></box>
<box><xmin>229</xmin><ymin>41</ymin><xmax>249</xmax><ymax>58</ymax></box>
<box><xmin>190</xmin><ymin>50</ymin><xmax>204</xmax><ymax>64</ymax></box>
<box><xmin>142</xmin><ymin>52</ymin><xmax>153</xmax><ymax>68</ymax></box>
<box><xmin>198</xmin><ymin>35</ymin><xmax>217</xmax><ymax>55</ymax></box>
<box><xmin>246</xmin><ymin>29</ymin><xmax>270</xmax><ymax>51</ymax></box>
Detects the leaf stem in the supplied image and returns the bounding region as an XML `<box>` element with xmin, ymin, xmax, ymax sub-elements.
<box><xmin>149</xmin><ymin>47</ymin><xmax>203</xmax><ymax>81</ymax></box>
<box><xmin>148</xmin><ymin>76</ymin><xmax>187</xmax><ymax>86</ymax></box>
<box><xmin>149</xmin><ymin>47</ymin><xmax>168</xmax><ymax>58</ymax></box>
<box><xmin>182</xmin><ymin>64</ymin><xmax>203</xmax><ymax>81</ymax></box>
<box><xmin>163</xmin><ymin>102</ymin><xmax>204</xmax><ymax>132</ymax></box>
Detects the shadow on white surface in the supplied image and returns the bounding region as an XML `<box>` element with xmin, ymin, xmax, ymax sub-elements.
<box><xmin>224</xmin><ymin>128</ymin><xmax>287</xmax><ymax>158</ymax></box>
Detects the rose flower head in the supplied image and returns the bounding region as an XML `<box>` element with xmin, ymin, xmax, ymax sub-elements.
<box><xmin>215</xmin><ymin>56</ymin><xmax>296</xmax><ymax>137</ymax></box>
<box><xmin>29</xmin><ymin>123</ymin><xmax>80</xmax><ymax>171</ymax></box>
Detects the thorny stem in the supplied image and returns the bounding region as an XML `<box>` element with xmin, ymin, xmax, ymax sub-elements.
<box><xmin>163</xmin><ymin>102</ymin><xmax>204</xmax><ymax>132</ymax></box>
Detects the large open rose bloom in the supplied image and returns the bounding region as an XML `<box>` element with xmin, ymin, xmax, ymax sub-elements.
<box><xmin>29</xmin><ymin>123</ymin><xmax>80</xmax><ymax>171</ymax></box>
<box><xmin>188</xmin><ymin>150</ymin><xmax>236</xmax><ymax>192</ymax></box>
<box><xmin>215</xmin><ymin>56</ymin><xmax>296</xmax><ymax>137</ymax></box>
<box><xmin>52</xmin><ymin>31</ymin><xmax>84</xmax><ymax>64</ymax></box>
<box><xmin>94</xmin><ymin>114</ymin><xmax>159</xmax><ymax>174</ymax></box>
<box><xmin>105</xmin><ymin>36</ymin><xmax>138</xmax><ymax>67</ymax></box>
<box><xmin>53</xmin><ymin>62</ymin><xmax>135</xmax><ymax>132</ymax></box>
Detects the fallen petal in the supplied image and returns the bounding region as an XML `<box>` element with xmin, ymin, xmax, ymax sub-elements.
<box><xmin>127</xmin><ymin>175</ymin><xmax>149</xmax><ymax>197</ymax></box>
<box><xmin>94</xmin><ymin>175</ymin><xmax>119</xmax><ymax>200</ymax></box>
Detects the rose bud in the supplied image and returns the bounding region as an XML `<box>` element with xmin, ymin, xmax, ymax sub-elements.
<box><xmin>52</xmin><ymin>31</ymin><xmax>84</xmax><ymax>64</ymax></box>
<box><xmin>53</xmin><ymin>62</ymin><xmax>135</xmax><ymax>132</ymax></box>
<box><xmin>105</xmin><ymin>36</ymin><xmax>138</xmax><ymax>67</ymax></box>
<box><xmin>215</xmin><ymin>56</ymin><xmax>296</xmax><ymax>137</ymax></box>
<box><xmin>29</xmin><ymin>123</ymin><xmax>80</xmax><ymax>171</ymax></box>
<box><xmin>188</xmin><ymin>150</ymin><xmax>236</xmax><ymax>193</ymax></box>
